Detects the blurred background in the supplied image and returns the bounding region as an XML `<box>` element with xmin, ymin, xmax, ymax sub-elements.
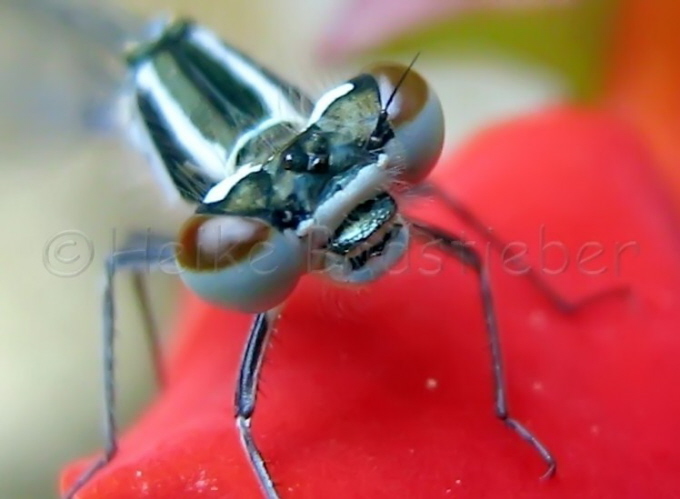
<box><xmin>0</xmin><ymin>0</ymin><xmax>646</xmax><ymax>497</ymax></box>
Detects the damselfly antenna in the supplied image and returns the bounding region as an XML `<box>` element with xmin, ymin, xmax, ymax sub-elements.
<box><xmin>381</xmin><ymin>52</ymin><xmax>421</xmax><ymax>119</ymax></box>
<box><xmin>365</xmin><ymin>53</ymin><xmax>421</xmax><ymax>152</ymax></box>
<box><xmin>357</xmin><ymin>56</ymin><xmax>444</xmax><ymax>185</ymax></box>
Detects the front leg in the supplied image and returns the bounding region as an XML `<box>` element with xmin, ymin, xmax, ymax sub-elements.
<box><xmin>236</xmin><ymin>310</ymin><xmax>282</xmax><ymax>499</ymax></box>
<box><xmin>411</xmin><ymin>221</ymin><xmax>557</xmax><ymax>479</ymax></box>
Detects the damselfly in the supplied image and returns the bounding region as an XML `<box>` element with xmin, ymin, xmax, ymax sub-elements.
<box><xmin>39</xmin><ymin>4</ymin><xmax>602</xmax><ymax>499</ymax></box>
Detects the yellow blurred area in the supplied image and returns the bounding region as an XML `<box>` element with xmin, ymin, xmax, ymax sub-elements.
<box><xmin>0</xmin><ymin>1</ymin><xmax>564</xmax><ymax>498</ymax></box>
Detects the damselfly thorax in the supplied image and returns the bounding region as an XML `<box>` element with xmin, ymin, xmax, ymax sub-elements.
<box><xmin>63</xmin><ymin>13</ymin><xmax>564</xmax><ymax>499</ymax></box>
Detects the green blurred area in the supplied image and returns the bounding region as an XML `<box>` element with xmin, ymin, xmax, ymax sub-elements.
<box><xmin>374</xmin><ymin>0</ymin><xmax>618</xmax><ymax>100</ymax></box>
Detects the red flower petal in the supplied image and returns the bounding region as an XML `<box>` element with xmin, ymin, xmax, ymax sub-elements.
<box><xmin>62</xmin><ymin>106</ymin><xmax>680</xmax><ymax>498</ymax></box>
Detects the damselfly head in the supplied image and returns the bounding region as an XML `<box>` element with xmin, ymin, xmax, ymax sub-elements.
<box><xmin>171</xmin><ymin>61</ymin><xmax>444</xmax><ymax>306</ymax></box>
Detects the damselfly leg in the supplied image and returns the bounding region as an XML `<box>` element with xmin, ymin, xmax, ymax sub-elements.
<box><xmin>236</xmin><ymin>312</ymin><xmax>283</xmax><ymax>499</ymax></box>
<box><xmin>124</xmin><ymin>232</ymin><xmax>176</xmax><ymax>388</ymax></box>
<box><xmin>63</xmin><ymin>234</ymin><xmax>175</xmax><ymax>499</ymax></box>
<box><xmin>410</xmin><ymin>221</ymin><xmax>557</xmax><ymax>479</ymax></box>
<box><xmin>407</xmin><ymin>182</ymin><xmax>631</xmax><ymax>312</ymax></box>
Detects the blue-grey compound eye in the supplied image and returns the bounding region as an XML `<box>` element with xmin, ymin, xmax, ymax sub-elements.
<box><xmin>176</xmin><ymin>215</ymin><xmax>305</xmax><ymax>313</ymax></box>
<box><xmin>364</xmin><ymin>63</ymin><xmax>445</xmax><ymax>184</ymax></box>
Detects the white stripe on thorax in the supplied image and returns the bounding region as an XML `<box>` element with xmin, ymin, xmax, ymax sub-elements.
<box><xmin>202</xmin><ymin>163</ymin><xmax>263</xmax><ymax>204</ymax></box>
<box><xmin>135</xmin><ymin>60</ymin><xmax>227</xmax><ymax>181</ymax></box>
<box><xmin>306</xmin><ymin>82</ymin><xmax>354</xmax><ymax>126</ymax></box>
<box><xmin>190</xmin><ymin>27</ymin><xmax>305</xmax><ymax>126</ymax></box>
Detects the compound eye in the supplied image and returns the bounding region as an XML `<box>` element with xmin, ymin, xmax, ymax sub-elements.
<box><xmin>363</xmin><ymin>62</ymin><xmax>445</xmax><ymax>184</ymax></box>
<box><xmin>176</xmin><ymin>215</ymin><xmax>304</xmax><ymax>313</ymax></box>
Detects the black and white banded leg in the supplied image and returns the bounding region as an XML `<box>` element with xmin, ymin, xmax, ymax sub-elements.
<box><xmin>410</xmin><ymin>220</ymin><xmax>557</xmax><ymax>479</ymax></box>
<box><xmin>62</xmin><ymin>234</ymin><xmax>176</xmax><ymax>499</ymax></box>
<box><xmin>235</xmin><ymin>310</ymin><xmax>282</xmax><ymax>499</ymax></box>
<box><xmin>408</xmin><ymin>182</ymin><xmax>629</xmax><ymax>312</ymax></box>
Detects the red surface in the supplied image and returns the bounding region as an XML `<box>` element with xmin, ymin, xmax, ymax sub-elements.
<box><xmin>62</xmin><ymin>107</ymin><xmax>680</xmax><ymax>498</ymax></box>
